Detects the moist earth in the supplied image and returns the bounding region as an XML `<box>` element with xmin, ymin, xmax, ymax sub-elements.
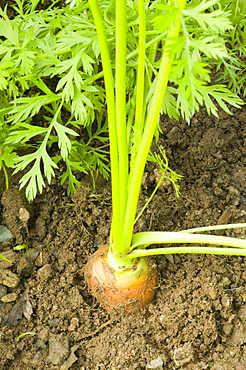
<box><xmin>0</xmin><ymin>105</ymin><xmax>246</xmax><ymax>369</ymax></box>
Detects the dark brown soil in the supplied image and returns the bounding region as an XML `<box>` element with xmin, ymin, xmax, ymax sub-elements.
<box><xmin>0</xmin><ymin>104</ymin><xmax>246</xmax><ymax>370</ymax></box>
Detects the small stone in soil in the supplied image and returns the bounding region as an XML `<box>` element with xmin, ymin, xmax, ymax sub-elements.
<box><xmin>36</xmin><ymin>264</ymin><xmax>53</xmax><ymax>280</ymax></box>
<box><xmin>0</xmin><ymin>225</ymin><xmax>13</xmax><ymax>242</ymax></box>
<box><xmin>68</xmin><ymin>317</ymin><xmax>79</xmax><ymax>332</ymax></box>
<box><xmin>47</xmin><ymin>332</ymin><xmax>70</xmax><ymax>366</ymax></box>
<box><xmin>207</xmin><ymin>286</ymin><xmax>218</xmax><ymax>300</ymax></box>
<box><xmin>19</xmin><ymin>207</ymin><xmax>30</xmax><ymax>222</ymax></box>
<box><xmin>146</xmin><ymin>356</ymin><xmax>164</xmax><ymax>369</ymax></box>
<box><xmin>1</xmin><ymin>292</ymin><xmax>18</xmax><ymax>303</ymax></box>
<box><xmin>221</xmin><ymin>276</ymin><xmax>231</xmax><ymax>287</ymax></box>
<box><xmin>49</xmin><ymin>318</ymin><xmax>60</xmax><ymax>327</ymax></box>
<box><xmin>222</xmin><ymin>323</ymin><xmax>233</xmax><ymax>336</ymax></box>
<box><xmin>173</xmin><ymin>343</ymin><xmax>194</xmax><ymax>367</ymax></box>
<box><xmin>38</xmin><ymin>327</ymin><xmax>50</xmax><ymax>342</ymax></box>
<box><xmin>0</xmin><ymin>268</ymin><xmax>20</xmax><ymax>287</ymax></box>
<box><xmin>221</xmin><ymin>295</ymin><xmax>232</xmax><ymax>310</ymax></box>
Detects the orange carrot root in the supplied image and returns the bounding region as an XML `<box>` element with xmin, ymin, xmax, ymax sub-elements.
<box><xmin>84</xmin><ymin>245</ymin><xmax>157</xmax><ymax>311</ymax></box>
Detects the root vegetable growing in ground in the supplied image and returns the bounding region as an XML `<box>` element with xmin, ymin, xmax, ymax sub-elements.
<box><xmin>79</xmin><ymin>0</ymin><xmax>246</xmax><ymax>311</ymax></box>
<box><xmin>1</xmin><ymin>0</ymin><xmax>246</xmax><ymax>311</ymax></box>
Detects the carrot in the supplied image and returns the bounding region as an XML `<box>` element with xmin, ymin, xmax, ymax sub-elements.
<box><xmin>84</xmin><ymin>245</ymin><xmax>157</xmax><ymax>311</ymax></box>
<box><xmin>84</xmin><ymin>1</ymin><xmax>246</xmax><ymax>313</ymax></box>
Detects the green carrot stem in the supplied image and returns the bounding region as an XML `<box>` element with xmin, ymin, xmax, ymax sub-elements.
<box><xmin>124</xmin><ymin>0</ymin><xmax>187</xmax><ymax>249</ymax></box>
<box><xmin>115</xmin><ymin>0</ymin><xmax>128</xmax><ymax>232</ymax></box>
<box><xmin>127</xmin><ymin>229</ymin><xmax>246</xmax><ymax>259</ymax></box>
<box><xmin>181</xmin><ymin>223</ymin><xmax>246</xmax><ymax>233</ymax></box>
<box><xmin>130</xmin><ymin>231</ymin><xmax>246</xmax><ymax>251</ymax></box>
<box><xmin>85</xmin><ymin>33</ymin><xmax>166</xmax><ymax>85</ymax></box>
<box><xmin>2</xmin><ymin>163</ymin><xmax>9</xmax><ymax>190</ymax></box>
<box><xmin>87</xmin><ymin>0</ymin><xmax>122</xmax><ymax>250</ymax></box>
<box><xmin>126</xmin><ymin>93</ymin><xmax>136</xmax><ymax>148</ymax></box>
<box><xmin>134</xmin><ymin>174</ymin><xmax>165</xmax><ymax>225</ymax></box>
<box><xmin>128</xmin><ymin>246</ymin><xmax>246</xmax><ymax>258</ymax></box>
<box><xmin>133</xmin><ymin>0</ymin><xmax>146</xmax><ymax>150</ymax></box>
<box><xmin>145</xmin><ymin>32</ymin><xmax>158</xmax><ymax>92</ymax></box>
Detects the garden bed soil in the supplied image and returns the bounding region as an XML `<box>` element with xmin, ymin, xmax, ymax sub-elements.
<box><xmin>0</xmin><ymin>105</ymin><xmax>246</xmax><ymax>369</ymax></box>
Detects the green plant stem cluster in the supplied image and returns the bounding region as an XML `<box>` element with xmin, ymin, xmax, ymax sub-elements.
<box><xmin>86</xmin><ymin>0</ymin><xmax>246</xmax><ymax>267</ymax></box>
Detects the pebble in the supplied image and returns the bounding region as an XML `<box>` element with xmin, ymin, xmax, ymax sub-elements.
<box><xmin>49</xmin><ymin>318</ymin><xmax>60</xmax><ymax>327</ymax></box>
<box><xmin>47</xmin><ymin>333</ymin><xmax>70</xmax><ymax>366</ymax></box>
<box><xmin>173</xmin><ymin>343</ymin><xmax>194</xmax><ymax>367</ymax></box>
<box><xmin>68</xmin><ymin>317</ymin><xmax>79</xmax><ymax>332</ymax></box>
<box><xmin>1</xmin><ymin>292</ymin><xmax>18</xmax><ymax>303</ymax></box>
<box><xmin>0</xmin><ymin>225</ymin><xmax>13</xmax><ymax>242</ymax></box>
<box><xmin>38</xmin><ymin>327</ymin><xmax>50</xmax><ymax>342</ymax></box>
<box><xmin>146</xmin><ymin>356</ymin><xmax>164</xmax><ymax>369</ymax></box>
<box><xmin>36</xmin><ymin>264</ymin><xmax>53</xmax><ymax>281</ymax></box>
<box><xmin>0</xmin><ymin>268</ymin><xmax>20</xmax><ymax>287</ymax></box>
<box><xmin>16</xmin><ymin>256</ymin><xmax>29</xmax><ymax>275</ymax></box>
<box><xmin>19</xmin><ymin>207</ymin><xmax>30</xmax><ymax>222</ymax></box>
<box><xmin>0</xmin><ymin>284</ymin><xmax>7</xmax><ymax>298</ymax></box>
<box><xmin>207</xmin><ymin>286</ymin><xmax>218</xmax><ymax>300</ymax></box>
<box><xmin>223</xmin><ymin>323</ymin><xmax>233</xmax><ymax>336</ymax></box>
<box><xmin>221</xmin><ymin>276</ymin><xmax>231</xmax><ymax>286</ymax></box>
<box><xmin>221</xmin><ymin>295</ymin><xmax>232</xmax><ymax>310</ymax></box>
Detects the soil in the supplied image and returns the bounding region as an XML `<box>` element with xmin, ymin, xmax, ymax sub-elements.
<box><xmin>0</xmin><ymin>104</ymin><xmax>246</xmax><ymax>370</ymax></box>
